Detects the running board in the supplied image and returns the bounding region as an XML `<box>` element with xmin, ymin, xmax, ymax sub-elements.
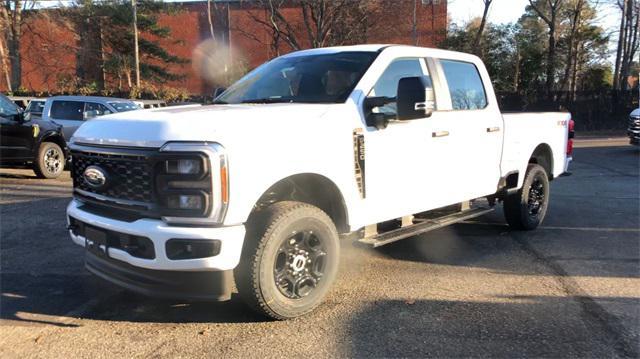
<box><xmin>358</xmin><ymin>207</ymin><xmax>494</xmax><ymax>248</ymax></box>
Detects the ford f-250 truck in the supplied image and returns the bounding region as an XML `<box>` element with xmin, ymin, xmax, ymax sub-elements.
<box><xmin>66</xmin><ymin>45</ymin><xmax>573</xmax><ymax>319</ymax></box>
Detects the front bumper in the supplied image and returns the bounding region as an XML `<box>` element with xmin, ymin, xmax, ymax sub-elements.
<box><xmin>86</xmin><ymin>251</ymin><xmax>233</xmax><ymax>301</ymax></box>
<box><xmin>67</xmin><ymin>199</ymin><xmax>245</xmax><ymax>271</ymax></box>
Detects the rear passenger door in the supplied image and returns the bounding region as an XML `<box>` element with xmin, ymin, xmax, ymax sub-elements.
<box><xmin>434</xmin><ymin>59</ymin><xmax>503</xmax><ymax>200</ymax></box>
<box><xmin>49</xmin><ymin>100</ymin><xmax>84</xmax><ymax>140</ymax></box>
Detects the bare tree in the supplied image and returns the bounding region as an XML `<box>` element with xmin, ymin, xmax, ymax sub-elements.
<box><xmin>206</xmin><ymin>0</ymin><xmax>215</xmax><ymax>40</ymax></box>
<box><xmin>558</xmin><ymin>0</ymin><xmax>586</xmax><ymax>95</ymax></box>
<box><xmin>473</xmin><ymin>0</ymin><xmax>493</xmax><ymax>54</ymax></box>
<box><xmin>247</xmin><ymin>0</ymin><xmax>371</xmax><ymax>54</ymax></box>
<box><xmin>0</xmin><ymin>0</ymin><xmax>34</xmax><ymax>90</ymax></box>
<box><xmin>528</xmin><ymin>0</ymin><xmax>565</xmax><ymax>95</ymax></box>
<box><xmin>618</xmin><ymin>0</ymin><xmax>639</xmax><ymax>89</ymax></box>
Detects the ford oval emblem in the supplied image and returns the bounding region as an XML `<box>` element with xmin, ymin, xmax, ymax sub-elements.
<box><xmin>83</xmin><ymin>166</ymin><xmax>108</xmax><ymax>189</ymax></box>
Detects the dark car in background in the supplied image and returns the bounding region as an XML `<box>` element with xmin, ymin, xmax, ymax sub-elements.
<box><xmin>42</xmin><ymin>96</ymin><xmax>140</xmax><ymax>140</ymax></box>
<box><xmin>0</xmin><ymin>93</ymin><xmax>68</xmax><ymax>178</ymax></box>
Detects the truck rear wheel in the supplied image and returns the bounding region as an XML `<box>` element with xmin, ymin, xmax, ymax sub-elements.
<box><xmin>503</xmin><ymin>164</ymin><xmax>549</xmax><ymax>230</ymax></box>
<box><xmin>235</xmin><ymin>201</ymin><xmax>340</xmax><ymax>320</ymax></box>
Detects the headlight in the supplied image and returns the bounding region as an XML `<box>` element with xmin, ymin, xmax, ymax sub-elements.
<box><xmin>158</xmin><ymin>142</ymin><xmax>229</xmax><ymax>226</ymax></box>
<box><xmin>167</xmin><ymin>194</ymin><xmax>204</xmax><ymax>210</ymax></box>
<box><xmin>165</xmin><ymin>158</ymin><xmax>202</xmax><ymax>175</ymax></box>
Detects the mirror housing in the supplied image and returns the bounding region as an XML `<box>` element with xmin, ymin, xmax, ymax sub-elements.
<box><xmin>11</xmin><ymin>110</ymin><xmax>26</xmax><ymax>123</ymax></box>
<box><xmin>397</xmin><ymin>76</ymin><xmax>435</xmax><ymax>121</ymax></box>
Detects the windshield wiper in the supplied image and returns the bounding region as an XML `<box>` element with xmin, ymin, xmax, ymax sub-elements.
<box><xmin>212</xmin><ymin>100</ymin><xmax>228</xmax><ymax>104</ymax></box>
<box><xmin>241</xmin><ymin>98</ymin><xmax>294</xmax><ymax>104</ymax></box>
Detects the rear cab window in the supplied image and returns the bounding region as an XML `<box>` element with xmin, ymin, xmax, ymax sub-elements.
<box><xmin>50</xmin><ymin>101</ymin><xmax>84</xmax><ymax>121</ymax></box>
<box><xmin>440</xmin><ymin>60</ymin><xmax>487</xmax><ymax>110</ymax></box>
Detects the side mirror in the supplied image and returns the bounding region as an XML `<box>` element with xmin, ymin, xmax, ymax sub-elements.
<box><xmin>213</xmin><ymin>87</ymin><xmax>226</xmax><ymax>99</ymax></box>
<box><xmin>397</xmin><ymin>76</ymin><xmax>435</xmax><ymax>121</ymax></box>
<box><xmin>12</xmin><ymin>110</ymin><xmax>26</xmax><ymax>123</ymax></box>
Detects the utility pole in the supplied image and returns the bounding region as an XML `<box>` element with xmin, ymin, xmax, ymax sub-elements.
<box><xmin>132</xmin><ymin>0</ymin><xmax>141</xmax><ymax>88</ymax></box>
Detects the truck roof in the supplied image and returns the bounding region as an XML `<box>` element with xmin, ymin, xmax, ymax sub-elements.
<box><xmin>47</xmin><ymin>95</ymin><xmax>134</xmax><ymax>102</ymax></box>
<box><xmin>281</xmin><ymin>44</ymin><xmax>481</xmax><ymax>64</ymax></box>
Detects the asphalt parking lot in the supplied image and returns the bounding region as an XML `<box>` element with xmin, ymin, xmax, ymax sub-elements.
<box><xmin>1</xmin><ymin>139</ymin><xmax>638</xmax><ymax>358</ymax></box>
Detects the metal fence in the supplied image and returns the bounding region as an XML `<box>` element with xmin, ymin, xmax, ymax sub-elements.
<box><xmin>497</xmin><ymin>90</ymin><xmax>639</xmax><ymax>131</ymax></box>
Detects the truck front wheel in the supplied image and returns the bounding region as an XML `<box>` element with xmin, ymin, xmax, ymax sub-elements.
<box><xmin>33</xmin><ymin>142</ymin><xmax>65</xmax><ymax>179</ymax></box>
<box><xmin>235</xmin><ymin>201</ymin><xmax>340</xmax><ymax>320</ymax></box>
<box><xmin>503</xmin><ymin>164</ymin><xmax>550</xmax><ymax>230</ymax></box>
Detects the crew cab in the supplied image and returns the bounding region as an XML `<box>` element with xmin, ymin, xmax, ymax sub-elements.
<box><xmin>66</xmin><ymin>45</ymin><xmax>573</xmax><ymax>319</ymax></box>
<box><xmin>0</xmin><ymin>93</ymin><xmax>67</xmax><ymax>178</ymax></box>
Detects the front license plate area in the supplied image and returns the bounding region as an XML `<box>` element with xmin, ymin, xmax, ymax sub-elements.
<box><xmin>85</xmin><ymin>226</ymin><xmax>108</xmax><ymax>257</ymax></box>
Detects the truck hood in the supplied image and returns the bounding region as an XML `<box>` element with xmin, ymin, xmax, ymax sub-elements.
<box><xmin>70</xmin><ymin>103</ymin><xmax>332</xmax><ymax>148</ymax></box>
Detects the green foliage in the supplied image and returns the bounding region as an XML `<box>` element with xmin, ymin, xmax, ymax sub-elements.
<box><xmin>68</xmin><ymin>0</ymin><xmax>188</xmax><ymax>87</ymax></box>
<box><xmin>441</xmin><ymin>0</ymin><xmax>611</xmax><ymax>94</ymax></box>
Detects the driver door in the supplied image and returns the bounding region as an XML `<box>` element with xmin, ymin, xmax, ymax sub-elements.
<box><xmin>361</xmin><ymin>57</ymin><xmax>443</xmax><ymax>223</ymax></box>
<box><xmin>0</xmin><ymin>96</ymin><xmax>33</xmax><ymax>161</ymax></box>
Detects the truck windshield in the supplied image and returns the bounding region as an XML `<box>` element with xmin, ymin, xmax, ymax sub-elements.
<box><xmin>216</xmin><ymin>51</ymin><xmax>378</xmax><ymax>104</ymax></box>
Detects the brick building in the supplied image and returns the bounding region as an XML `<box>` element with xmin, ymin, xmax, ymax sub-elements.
<box><xmin>2</xmin><ymin>0</ymin><xmax>448</xmax><ymax>95</ymax></box>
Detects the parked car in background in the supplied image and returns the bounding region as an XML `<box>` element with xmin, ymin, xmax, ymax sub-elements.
<box><xmin>0</xmin><ymin>93</ymin><xmax>68</xmax><ymax>178</ymax></box>
<box><xmin>42</xmin><ymin>96</ymin><xmax>140</xmax><ymax>140</ymax></box>
<box><xmin>629</xmin><ymin>108</ymin><xmax>640</xmax><ymax>145</ymax></box>
<box><xmin>25</xmin><ymin>98</ymin><xmax>46</xmax><ymax>120</ymax></box>
<box><xmin>135</xmin><ymin>99</ymin><xmax>167</xmax><ymax>109</ymax></box>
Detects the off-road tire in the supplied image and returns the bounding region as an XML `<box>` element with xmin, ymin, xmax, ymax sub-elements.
<box><xmin>504</xmin><ymin>164</ymin><xmax>550</xmax><ymax>230</ymax></box>
<box><xmin>33</xmin><ymin>142</ymin><xmax>65</xmax><ymax>179</ymax></box>
<box><xmin>234</xmin><ymin>201</ymin><xmax>340</xmax><ymax>320</ymax></box>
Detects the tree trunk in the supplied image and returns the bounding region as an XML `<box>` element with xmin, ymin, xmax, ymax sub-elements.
<box><xmin>528</xmin><ymin>0</ymin><xmax>563</xmax><ymax>97</ymax></box>
<box><xmin>132</xmin><ymin>0</ymin><xmax>141</xmax><ymax>88</ymax></box>
<box><xmin>0</xmin><ymin>35</ymin><xmax>12</xmax><ymax>92</ymax></box>
<box><xmin>7</xmin><ymin>0</ymin><xmax>22</xmax><ymax>90</ymax></box>
<box><xmin>473</xmin><ymin>0</ymin><xmax>492</xmax><ymax>55</ymax></box>
<box><xmin>546</xmin><ymin>18</ymin><xmax>557</xmax><ymax>97</ymax></box>
<box><xmin>614</xmin><ymin>0</ymin><xmax>628</xmax><ymax>90</ymax></box>
<box><xmin>207</xmin><ymin>0</ymin><xmax>215</xmax><ymax>40</ymax></box>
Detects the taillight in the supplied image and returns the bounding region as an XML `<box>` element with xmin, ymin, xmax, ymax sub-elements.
<box><xmin>567</xmin><ymin>118</ymin><xmax>575</xmax><ymax>156</ymax></box>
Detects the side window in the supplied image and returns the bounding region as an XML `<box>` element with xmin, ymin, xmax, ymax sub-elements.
<box><xmin>50</xmin><ymin>101</ymin><xmax>84</xmax><ymax>121</ymax></box>
<box><xmin>84</xmin><ymin>102</ymin><xmax>111</xmax><ymax>119</ymax></box>
<box><xmin>368</xmin><ymin>58</ymin><xmax>431</xmax><ymax>115</ymax></box>
<box><xmin>0</xmin><ymin>95</ymin><xmax>19</xmax><ymax>117</ymax></box>
<box><xmin>440</xmin><ymin>60</ymin><xmax>487</xmax><ymax>110</ymax></box>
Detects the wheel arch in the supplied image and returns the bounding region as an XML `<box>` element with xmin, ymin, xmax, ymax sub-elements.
<box><xmin>40</xmin><ymin>131</ymin><xmax>68</xmax><ymax>156</ymax></box>
<box><xmin>251</xmin><ymin>173</ymin><xmax>350</xmax><ymax>234</ymax></box>
<box><xmin>528</xmin><ymin>143</ymin><xmax>554</xmax><ymax>180</ymax></box>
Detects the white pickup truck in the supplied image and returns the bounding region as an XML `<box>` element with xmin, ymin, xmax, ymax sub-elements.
<box><xmin>66</xmin><ymin>45</ymin><xmax>573</xmax><ymax>319</ymax></box>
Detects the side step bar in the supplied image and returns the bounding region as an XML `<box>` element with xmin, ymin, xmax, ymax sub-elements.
<box><xmin>358</xmin><ymin>207</ymin><xmax>494</xmax><ymax>248</ymax></box>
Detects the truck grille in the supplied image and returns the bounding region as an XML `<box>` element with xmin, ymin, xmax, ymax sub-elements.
<box><xmin>71</xmin><ymin>150</ymin><xmax>154</xmax><ymax>204</ymax></box>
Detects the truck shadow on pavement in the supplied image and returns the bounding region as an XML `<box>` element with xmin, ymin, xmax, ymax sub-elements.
<box><xmin>375</xmin><ymin>219</ymin><xmax>640</xmax><ymax>279</ymax></box>
<box><xmin>1</xmin><ymin>196</ymin><xmax>265</xmax><ymax>326</ymax></box>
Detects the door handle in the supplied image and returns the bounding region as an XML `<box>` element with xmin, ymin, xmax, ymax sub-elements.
<box><xmin>487</xmin><ymin>127</ymin><xmax>501</xmax><ymax>133</ymax></box>
<box><xmin>432</xmin><ymin>131</ymin><xmax>449</xmax><ymax>138</ymax></box>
